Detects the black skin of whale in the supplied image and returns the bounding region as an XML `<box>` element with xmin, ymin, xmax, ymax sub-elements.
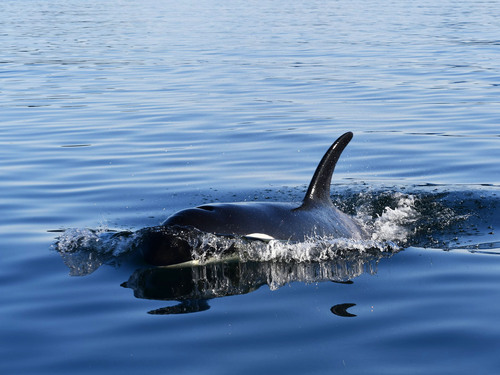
<box><xmin>141</xmin><ymin>132</ymin><xmax>368</xmax><ymax>266</ymax></box>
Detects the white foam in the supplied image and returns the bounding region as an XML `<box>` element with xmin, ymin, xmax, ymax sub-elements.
<box><xmin>187</xmin><ymin>231</ymin><xmax>396</xmax><ymax>265</ymax></box>
<box><xmin>370</xmin><ymin>193</ymin><xmax>418</xmax><ymax>243</ymax></box>
<box><xmin>54</xmin><ymin>227</ymin><xmax>136</xmax><ymax>275</ymax></box>
<box><xmin>354</xmin><ymin>192</ymin><xmax>419</xmax><ymax>244</ymax></box>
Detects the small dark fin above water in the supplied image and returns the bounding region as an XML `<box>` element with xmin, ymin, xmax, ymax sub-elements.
<box><xmin>301</xmin><ymin>132</ymin><xmax>353</xmax><ymax>209</ymax></box>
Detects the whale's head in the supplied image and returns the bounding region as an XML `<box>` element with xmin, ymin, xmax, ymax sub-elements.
<box><xmin>138</xmin><ymin>226</ymin><xmax>194</xmax><ymax>266</ymax></box>
<box><xmin>162</xmin><ymin>203</ymin><xmax>263</xmax><ymax>236</ymax></box>
<box><xmin>164</xmin><ymin>205</ymin><xmax>219</xmax><ymax>227</ymax></box>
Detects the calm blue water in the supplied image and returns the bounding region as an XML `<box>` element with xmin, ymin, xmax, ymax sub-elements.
<box><xmin>1</xmin><ymin>0</ymin><xmax>500</xmax><ymax>373</ymax></box>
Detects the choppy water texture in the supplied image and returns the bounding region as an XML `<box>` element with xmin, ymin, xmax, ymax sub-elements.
<box><xmin>1</xmin><ymin>0</ymin><xmax>500</xmax><ymax>374</ymax></box>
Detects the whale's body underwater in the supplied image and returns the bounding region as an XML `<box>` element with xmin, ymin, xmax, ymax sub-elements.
<box><xmin>141</xmin><ymin>132</ymin><xmax>368</xmax><ymax>266</ymax></box>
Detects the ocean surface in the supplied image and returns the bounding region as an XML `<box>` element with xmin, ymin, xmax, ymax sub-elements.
<box><xmin>1</xmin><ymin>0</ymin><xmax>499</xmax><ymax>374</ymax></box>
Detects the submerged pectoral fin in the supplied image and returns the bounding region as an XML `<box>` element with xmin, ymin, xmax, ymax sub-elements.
<box><xmin>301</xmin><ymin>132</ymin><xmax>353</xmax><ymax>208</ymax></box>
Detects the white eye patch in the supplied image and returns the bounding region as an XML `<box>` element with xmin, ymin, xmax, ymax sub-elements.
<box><xmin>244</xmin><ymin>233</ymin><xmax>275</xmax><ymax>242</ymax></box>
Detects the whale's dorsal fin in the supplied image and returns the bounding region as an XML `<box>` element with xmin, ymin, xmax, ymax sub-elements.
<box><xmin>301</xmin><ymin>132</ymin><xmax>353</xmax><ymax>208</ymax></box>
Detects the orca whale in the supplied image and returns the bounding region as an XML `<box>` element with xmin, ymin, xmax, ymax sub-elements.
<box><xmin>141</xmin><ymin>132</ymin><xmax>368</xmax><ymax>266</ymax></box>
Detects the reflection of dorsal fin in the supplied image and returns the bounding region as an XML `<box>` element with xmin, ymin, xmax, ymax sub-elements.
<box><xmin>301</xmin><ymin>132</ymin><xmax>353</xmax><ymax>208</ymax></box>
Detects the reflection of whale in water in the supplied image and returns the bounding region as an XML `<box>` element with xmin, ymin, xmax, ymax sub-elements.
<box><xmin>141</xmin><ymin>132</ymin><xmax>369</xmax><ymax>266</ymax></box>
<box><xmin>331</xmin><ymin>303</ymin><xmax>357</xmax><ymax>317</ymax></box>
<box><xmin>122</xmin><ymin>252</ymin><xmax>390</xmax><ymax>315</ymax></box>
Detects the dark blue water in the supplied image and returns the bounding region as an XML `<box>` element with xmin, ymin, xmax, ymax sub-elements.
<box><xmin>1</xmin><ymin>0</ymin><xmax>500</xmax><ymax>374</ymax></box>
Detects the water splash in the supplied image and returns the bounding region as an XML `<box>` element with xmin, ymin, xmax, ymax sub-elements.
<box><xmin>361</xmin><ymin>193</ymin><xmax>419</xmax><ymax>243</ymax></box>
<box><xmin>54</xmin><ymin>228</ymin><xmax>135</xmax><ymax>276</ymax></box>
<box><xmin>53</xmin><ymin>186</ymin><xmax>499</xmax><ymax>276</ymax></box>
